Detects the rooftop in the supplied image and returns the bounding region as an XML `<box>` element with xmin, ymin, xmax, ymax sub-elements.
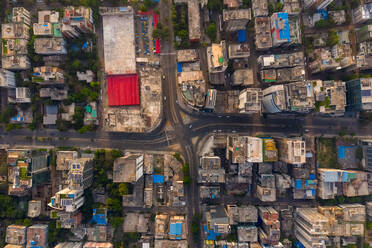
<box><xmin>233</xmin><ymin>69</ymin><xmax>253</xmax><ymax>86</ymax></box>
<box><xmin>100</xmin><ymin>6</ymin><xmax>136</xmax><ymax>75</ymax></box>
<box><xmin>252</xmin><ymin>0</ymin><xmax>268</xmax><ymax>17</ymax></box>
<box><xmin>56</xmin><ymin>150</ymin><xmax>78</xmax><ymax>171</ymax></box>
<box><xmin>188</xmin><ymin>0</ymin><xmax>201</xmax><ymax>41</ymax></box>
<box><xmin>113</xmin><ymin>153</ymin><xmax>143</xmax><ymax>182</ymax></box>
<box><xmin>228</xmin><ymin>43</ymin><xmax>250</xmax><ymax>59</ymax></box>
<box><xmin>27</xmin><ymin>224</ymin><xmax>48</xmax><ymax>248</ymax></box>
<box><xmin>258</xmin><ymin>52</ymin><xmax>305</xmax><ymax>69</ymax></box>
<box><xmin>6</xmin><ymin>225</ymin><xmax>27</xmax><ymax>245</ymax></box>
<box><xmin>34</xmin><ymin>37</ymin><xmax>67</xmax><ymax>55</ymax></box>
<box><xmin>286</xmin><ymin>81</ymin><xmax>315</xmax><ymax>113</ymax></box>
<box><xmin>207</xmin><ymin>41</ymin><xmax>228</xmax><ymax>72</ymax></box>
<box><xmin>54</xmin><ymin>242</ymin><xmax>83</xmax><ymax>248</ymax></box>
<box><xmin>313</xmin><ymin>80</ymin><xmax>346</xmax><ymax>116</ymax></box>
<box><xmin>1</xmin><ymin>23</ymin><xmax>29</xmax><ymax>39</ymax></box>
<box><xmin>177</xmin><ymin>49</ymin><xmax>199</xmax><ymax>62</ymax></box>
<box><xmin>255</xmin><ymin>17</ymin><xmax>272</xmax><ymax>50</ymax></box>
<box><xmin>38</xmin><ymin>10</ymin><xmax>60</xmax><ymax>24</ymax></box>
<box><xmin>107</xmin><ymin>74</ymin><xmax>139</xmax><ymax>106</ymax></box>
<box><xmin>238</xmin><ymin>88</ymin><xmax>263</xmax><ymax>114</ymax></box>
<box><xmin>40</xmin><ymin>87</ymin><xmax>68</xmax><ymax>100</ymax></box>
<box><xmin>223</xmin><ymin>9</ymin><xmax>252</xmax><ymax>21</ymax></box>
<box><xmin>2</xmin><ymin>55</ymin><xmax>30</xmax><ymax>70</ymax></box>
<box><xmin>33</xmin><ymin>23</ymin><xmax>53</xmax><ymax>36</ymax></box>
<box><xmin>123</xmin><ymin>213</ymin><xmax>149</xmax><ymax>233</ymax></box>
<box><xmin>154</xmin><ymin>240</ymin><xmax>188</xmax><ymax>248</ymax></box>
<box><xmin>200</xmin><ymin>156</ymin><xmax>221</xmax><ymax>169</ymax></box>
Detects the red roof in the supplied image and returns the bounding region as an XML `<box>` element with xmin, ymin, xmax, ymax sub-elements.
<box><xmin>107</xmin><ymin>74</ymin><xmax>140</xmax><ymax>106</ymax></box>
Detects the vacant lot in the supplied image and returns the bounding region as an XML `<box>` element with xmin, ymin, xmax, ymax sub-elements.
<box><xmin>317</xmin><ymin>137</ymin><xmax>339</xmax><ymax>168</ymax></box>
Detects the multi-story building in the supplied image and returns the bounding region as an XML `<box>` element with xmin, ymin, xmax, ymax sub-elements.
<box><xmin>0</xmin><ymin>69</ymin><xmax>16</xmax><ymax>88</ymax></box>
<box><xmin>34</xmin><ymin>38</ymin><xmax>67</xmax><ymax>55</ymax></box>
<box><xmin>113</xmin><ymin>153</ymin><xmax>144</xmax><ymax>183</ymax></box>
<box><xmin>346</xmin><ymin>78</ymin><xmax>372</xmax><ymax>112</ymax></box>
<box><xmin>198</xmin><ymin>156</ymin><xmax>225</xmax><ymax>183</ymax></box>
<box><xmin>271</xmin><ymin>12</ymin><xmax>290</xmax><ymax>47</ymax></box>
<box><xmin>49</xmin><ymin>187</ymin><xmax>85</xmax><ymax>213</ymax></box>
<box><xmin>227</xmin><ymin>205</ymin><xmax>258</xmax><ymax>224</ymax></box>
<box><xmin>188</xmin><ymin>0</ymin><xmax>201</xmax><ymax>42</ymax></box>
<box><xmin>12</xmin><ymin>7</ymin><xmax>31</xmax><ymax>26</ymax></box>
<box><xmin>32</xmin><ymin>66</ymin><xmax>65</xmax><ymax>84</ymax></box>
<box><xmin>353</xmin><ymin>3</ymin><xmax>372</xmax><ymax>24</ymax></box>
<box><xmin>361</xmin><ymin>139</ymin><xmax>372</xmax><ymax>172</ymax></box>
<box><xmin>1</xmin><ymin>8</ymin><xmax>31</xmax><ymax>70</ymax></box>
<box><xmin>2</xmin><ymin>55</ymin><xmax>31</xmax><ymax>71</ymax></box>
<box><xmin>223</xmin><ymin>9</ymin><xmax>252</xmax><ymax>32</ymax></box>
<box><xmin>303</xmin><ymin>0</ymin><xmax>334</xmax><ymax>10</ymax></box>
<box><xmin>33</xmin><ymin>11</ymin><xmax>62</xmax><ymax>39</ymax></box>
<box><xmin>49</xmin><ymin>157</ymin><xmax>93</xmax><ymax>228</ymax></box>
<box><xmin>68</xmin><ymin>158</ymin><xmax>94</xmax><ymax>190</ymax></box>
<box><xmin>313</xmin><ymin>80</ymin><xmax>346</xmax><ymax>116</ymax></box>
<box><xmin>258</xmin><ymin>207</ymin><xmax>280</xmax><ymax>246</ymax></box>
<box><xmin>8</xmin><ymin>87</ymin><xmax>32</xmax><ymax>103</ymax></box>
<box><xmin>238</xmin><ymin>88</ymin><xmax>263</xmax><ymax>114</ymax></box>
<box><xmin>247</xmin><ymin>137</ymin><xmax>263</xmax><ymax>163</ymax></box>
<box><xmin>356</xmin><ymin>24</ymin><xmax>372</xmax><ymax>43</ymax></box>
<box><xmin>255</xmin><ymin>16</ymin><xmax>272</xmax><ymax>50</ymax></box>
<box><xmin>62</xmin><ymin>6</ymin><xmax>94</xmax><ymax>38</ymax></box>
<box><xmin>205</xmin><ymin>206</ymin><xmax>231</xmax><ymax>235</ymax></box>
<box><xmin>276</xmin><ymin>137</ymin><xmax>306</xmax><ymax>165</ymax></box>
<box><xmin>262</xmin><ymin>85</ymin><xmax>288</xmax><ymax>113</ymax></box>
<box><xmin>26</xmin><ymin>224</ymin><xmax>48</xmax><ymax>248</ymax></box>
<box><xmin>6</xmin><ymin>225</ymin><xmax>27</xmax><ymax>245</ymax></box>
<box><xmin>317</xmin><ymin>168</ymin><xmax>369</xmax><ymax>199</ymax></box>
<box><xmin>252</xmin><ymin>0</ymin><xmax>268</xmax><ymax>17</ymax></box>
<box><xmin>228</xmin><ymin>43</ymin><xmax>250</xmax><ymax>59</ymax></box>
<box><xmin>207</xmin><ymin>41</ymin><xmax>228</xmax><ymax>85</ymax></box>
<box><xmin>286</xmin><ymin>81</ymin><xmax>314</xmax><ymax>112</ymax></box>
<box><xmin>295</xmin><ymin>208</ymin><xmax>329</xmax><ymax>248</ymax></box>
<box><xmin>258</xmin><ymin>52</ymin><xmax>305</xmax><ymax>69</ymax></box>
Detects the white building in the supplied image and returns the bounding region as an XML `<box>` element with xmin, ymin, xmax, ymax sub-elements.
<box><xmin>0</xmin><ymin>69</ymin><xmax>16</xmax><ymax>88</ymax></box>
<box><xmin>49</xmin><ymin>188</ymin><xmax>84</xmax><ymax>212</ymax></box>
<box><xmin>276</xmin><ymin>137</ymin><xmax>306</xmax><ymax>165</ymax></box>
<box><xmin>247</xmin><ymin>137</ymin><xmax>263</xmax><ymax>163</ymax></box>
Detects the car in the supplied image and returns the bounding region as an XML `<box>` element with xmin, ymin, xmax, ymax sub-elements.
<box><xmin>164</xmin><ymin>96</ymin><xmax>167</xmax><ymax>101</ymax></box>
<box><xmin>189</xmin><ymin>125</ymin><xmax>193</xmax><ymax>128</ymax></box>
<box><xmin>218</xmin><ymin>115</ymin><xmax>222</xmax><ymax>118</ymax></box>
<box><xmin>162</xmin><ymin>75</ymin><xmax>166</xmax><ymax>79</ymax></box>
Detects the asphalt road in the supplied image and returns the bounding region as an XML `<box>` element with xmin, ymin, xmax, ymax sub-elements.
<box><xmin>2</xmin><ymin>3</ymin><xmax>372</xmax><ymax>248</ymax></box>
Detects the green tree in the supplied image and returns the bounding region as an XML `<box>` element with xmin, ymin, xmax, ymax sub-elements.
<box><xmin>106</xmin><ymin>198</ymin><xmax>122</xmax><ymax>213</ymax></box>
<box><xmin>207</xmin><ymin>0</ymin><xmax>222</xmax><ymax>11</ymax></box>
<box><xmin>327</xmin><ymin>30</ymin><xmax>339</xmax><ymax>47</ymax></box>
<box><xmin>109</xmin><ymin>216</ymin><xmax>123</xmax><ymax>228</ymax></box>
<box><xmin>242</xmin><ymin>0</ymin><xmax>251</xmax><ymax>8</ymax></box>
<box><xmin>111</xmin><ymin>149</ymin><xmax>123</xmax><ymax>159</ymax></box>
<box><xmin>118</xmin><ymin>183</ymin><xmax>129</xmax><ymax>195</ymax></box>
<box><xmin>71</xmin><ymin>59</ymin><xmax>81</xmax><ymax>70</ymax></box>
<box><xmin>207</xmin><ymin>23</ymin><xmax>217</xmax><ymax>43</ymax></box>
<box><xmin>182</xmin><ymin>163</ymin><xmax>191</xmax><ymax>185</ymax></box>
<box><xmin>139</xmin><ymin>4</ymin><xmax>147</xmax><ymax>12</ymax></box>
<box><xmin>356</xmin><ymin>146</ymin><xmax>363</xmax><ymax>161</ymax></box>
<box><xmin>72</xmin><ymin>106</ymin><xmax>85</xmax><ymax>130</ymax></box>
<box><xmin>275</xmin><ymin>2</ymin><xmax>283</xmax><ymax>11</ymax></box>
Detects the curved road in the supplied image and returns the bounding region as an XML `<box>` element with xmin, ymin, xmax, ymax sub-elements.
<box><xmin>2</xmin><ymin>2</ymin><xmax>372</xmax><ymax>247</ymax></box>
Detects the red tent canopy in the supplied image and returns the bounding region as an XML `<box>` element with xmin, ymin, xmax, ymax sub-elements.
<box><xmin>107</xmin><ymin>74</ymin><xmax>140</xmax><ymax>106</ymax></box>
